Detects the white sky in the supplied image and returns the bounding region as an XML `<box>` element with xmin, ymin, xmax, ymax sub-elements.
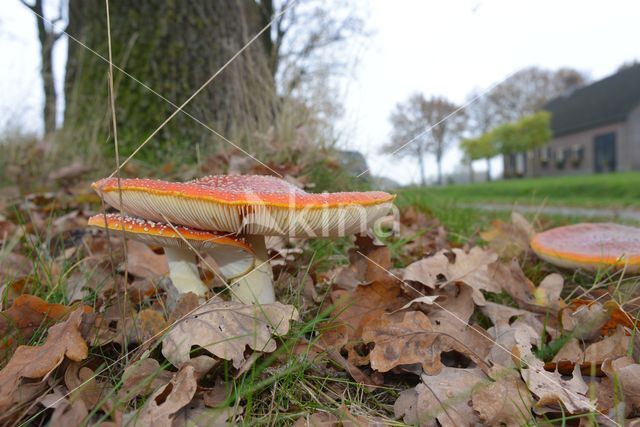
<box><xmin>1</xmin><ymin>0</ymin><xmax>640</xmax><ymax>185</ymax></box>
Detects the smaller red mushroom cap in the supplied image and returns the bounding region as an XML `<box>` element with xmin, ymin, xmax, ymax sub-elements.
<box><xmin>88</xmin><ymin>213</ymin><xmax>255</xmax><ymax>278</ymax></box>
<box><xmin>531</xmin><ymin>222</ymin><xmax>640</xmax><ymax>272</ymax></box>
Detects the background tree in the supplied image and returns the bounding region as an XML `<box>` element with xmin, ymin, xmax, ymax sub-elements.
<box><xmin>490</xmin><ymin>111</ymin><xmax>552</xmax><ymax>176</ymax></box>
<box><xmin>383</xmin><ymin>94</ymin><xmax>466</xmax><ymax>186</ymax></box>
<box><xmin>460</xmin><ymin>132</ymin><xmax>497</xmax><ymax>181</ymax></box>
<box><xmin>19</xmin><ymin>0</ymin><xmax>66</xmax><ymax>135</ymax></box>
<box><xmin>485</xmin><ymin>66</ymin><xmax>589</xmax><ymax>124</ymax></box>
<box><xmin>64</xmin><ymin>0</ymin><xmax>276</xmax><ymax>162</ymax></box>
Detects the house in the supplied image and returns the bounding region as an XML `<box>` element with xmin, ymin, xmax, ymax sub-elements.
<box><xmin>510</xmin><ymin>64</ymin><xmax>640</xmax><ymax>177</ymax></box>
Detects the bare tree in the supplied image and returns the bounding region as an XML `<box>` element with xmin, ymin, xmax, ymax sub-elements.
<box><xmin>262</xmin><ymin>0</ymin><xmax>368</xmax><ymax>95</ymax></box>
<box><xmin>19</xmin><ymin>0</ymin><xmax>66</xmax><ymax>135</ymax></box>
<box><xmin>383</xmin><ymin>94</ymin><xmax>466</xmax><ymax>186</ymax></box>
<box><xmin>483</xmin><ymin>66</ymin><xmax>589</xmax><ymax>124</ymax></box>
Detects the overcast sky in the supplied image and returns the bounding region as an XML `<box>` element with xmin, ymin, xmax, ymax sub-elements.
<box><xmin>1</xmin><ymin>0</ymin><xmax>639</xmax><ymax>184</ymax></box>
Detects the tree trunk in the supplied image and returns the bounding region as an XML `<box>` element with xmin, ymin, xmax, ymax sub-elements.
<box><xmin>24</xmin><ymin>0</ymin><xmax>57</xmax><ymax>135</ymax></box>
<box><xmin>64</xmin><ymin>0</ymin><xmax>276</xmax><ymax>162</ymax></box>
<box><xmin>485</xmin><ymin>157</ymin><xmax>492</xmax><ymax>181</ymax></box>
<box><xmin>436</xmin><ymin>152</ymin><xmax>443</xmax><ymax>186</ymax></box>
<box><xmin>418</xmin><ymin>147</ymin><xmax>426</xmax><ymax>187</ymax></box>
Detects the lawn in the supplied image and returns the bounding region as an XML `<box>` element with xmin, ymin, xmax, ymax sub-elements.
<box><xmin>401</xmin><ymin>171</ymin><xmax>640</xmax><ymax>209</ymax></box>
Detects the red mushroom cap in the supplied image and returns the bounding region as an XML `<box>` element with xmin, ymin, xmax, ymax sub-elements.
<box><xmin>92</xmin><ymin>175</ymin><xmax>395</xmax><ymax>237</ymax></box>
<box><xmin>88</xmin><ymin>213</ymin><xmax>250</xmax><ymax>250</ymax></box>
<box><xmin>531</xmin><ymin>222</ymin><xmax>640</xmax><ymax>272</ymax></box>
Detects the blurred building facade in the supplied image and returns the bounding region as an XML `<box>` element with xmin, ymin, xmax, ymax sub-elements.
<box><xmin>509</xmin><ymin>64</ymin><xmax>640</xmax><ymax>177</ymax></box>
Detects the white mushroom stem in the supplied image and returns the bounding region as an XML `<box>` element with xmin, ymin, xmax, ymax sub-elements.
<box><xmin>230</xmin><ymin>235</ymin><xmax>275</xmax><ymax>304</ymax></box>
<box><xmin>164</xmin><ymin>246</ymin><xmax>208</xmax><ymax>297</ymax></box>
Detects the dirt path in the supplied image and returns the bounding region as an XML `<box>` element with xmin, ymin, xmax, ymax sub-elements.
<box><xmin>463</xmin><ymin>202</ymin><xmax>640</xmax><ymax>222</ymax></box>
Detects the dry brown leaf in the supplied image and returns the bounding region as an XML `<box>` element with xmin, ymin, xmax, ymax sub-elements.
<box><xmin>403</xmin><ymin>247</ymin><xmax>500</xmax><ymax>305</ymax></box>
<box><xmin>130</xmin><ymin>365</ymin><xmax>197</xmax><ymax>427</ymax></box>
<box><xmin>487</xmin><ymin>259</ymin><xmax>536</xmax><ymax>308</ymax></box>
<box><xmin>487</xmin><ymin>319</ymin><xmax>540</xmax><ymax>368</ymax></box>
<box><xmin>126</xmin><ymin>240</ymin><xmax>169</xmax><ymax>279</ymax></box>
<box><xmin>49</xmin><ymin>399</ymin><xmax>88</xmax><ymax>427</ymax></box>
<box><xmin>521</xmin><ymin>359</ymin><xmax>595</xmax><ymax>413</ymax></box>
<box><xmin>293</xmin><ymin>404</ymin><xmax>381</xmax><ymax>426</ymax></box>
<box><xmin>332</xmin><ymin>233</ymin><xmax>396</xmax><ymax>290</ymax></box>
<box><xmin>601</xmin><ymin>356</ymin><xmax>640</xmax><ymax>413</ymax></box>
<box><xmin>162</xmin><ymin>298</ymin><xmax>298</xmax><ymax>369</ymax></box>
<box><xmin>137</xmin><ymin>308</ymin><xmax>168</xmax><ymax>342</ymax></box>
<box><xmin>394</xmin><ymin>368</ymin><xmax>487</xmax><ymax>427</ymax></box>
<box><xmin>534</xmin><ymin>273</ymin><xmax>564</xmax><ymax>311</ymax></box>
<box><xmin>362</xmin><ymin>310</ymin><xmax>490</xmax><ymax>375</ymax></box>
<box><xmin>172</xmin><ymin>399</ymin><xmax>240</xmax><ymax>427</ymax></box>
<box><xmin>0</xmin><ymin>253</ymin><xmax>32</xmax><ymax>286</ymax></box>
<box><xmin>552</xmin><ymin>338</ymin><xmax>584</xmax><ymax>364</ymax></box>
<box><xmin>562</xmin><ymin>301</ymin><xmax>610</xmax><ymax>341</ymax></box>
<box><xmin>319</xmin><ymin>280</ymin><xmax>406</xmax><ymax>364</ymax></box>
<box><xmin>118</xmin><ymin>358</ymin><xmax>173</xmax><ymax>402</ymax></box>
<box><xmin>393</xmin><ymin>295</ymin><xmax>444</xmax><ymax>313</ymax></box>
<box><xmin>471</xmin><ymin>366</ymin><xmax>534</xmax><ymax>426</ymax></box>
<box><xmin>428</xmin><ymin>283</ymin><xmax>476</xmax><ymax>324</ymax></box>
<box><xmin>0</xmin><ymin>294</ymin><xmax>84</xmax><ymax>352</ymax></box>
<box><xmin>65</xmin><ymin>362</ymin><xmax>109</xmax><ymax>410</ymax></box>
<box><xmin>584</xmin><ymin>326</ymin><xmax>631</xmax><ymax>364</ymax></box>
<box><xmin>480</xmin><ymin>212</ymin><xmax>533</xmax><ymax>259</ymax></box>
<box><xmin>0</xmin><ymin>308</ymin><xmax>88</xmax><ymax>412</ymax></box>
<box><xmin>480</xmin><ymin>301</ymin><xmax>530</xmax><ymax>329</ymax></box>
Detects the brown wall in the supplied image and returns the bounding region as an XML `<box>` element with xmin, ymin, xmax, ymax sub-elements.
<box><xmin>527</xmin><ymin>122</ymin><xmax>628</xmax><ymax>177</ymax></box>
<box><xmin>626</xmin><ymin>104</ymin><xmax>640</xmax><ymax>170</ymax></box>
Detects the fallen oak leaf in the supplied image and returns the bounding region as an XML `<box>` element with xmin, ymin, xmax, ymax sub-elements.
<box><xmin>125</xmin><ymin>240</ymin><xmax>169</xmax><ymax>280</ymax></box>
<box><xmin>319</xmin><ymin>280</ymin><xmax>407</xmax><ymax>365</ymax></box>
<box><xmin>362</xmin><ymin>310</ymin><xmax>490</xmax><ymax>375</ymax></box>
<box><xmin>0</xmin><ymin>294</ymin><xmax>89</xmax><ymax>351</ymax></box>
<box><xmin>172</xmin><ymin>399</ymin><xmax>241</xmax><ymax>427</ymax></box>
<box><xmin>162</xmin><ymin>298</ymin><xmax>298</xmax><ymax>369</ymax></box>
<box><xmin>403</xmin><ymin>247</ymin><xmax>500</xmax><ymax>305</ymax></box>
<box><xmin>480</xmin><ymin>212</ymin><xmax>534</xmax><ymax>259</ymax></box>
<box><xmin>584</xmin><ymin>326</ymin><xmax>631</xmax><ymax>365</ymax></box>
<box><xmin>471</xmin><ymin>365</ymin><xmax>534</xmax><ymax>427</ymax></box>
<box><xmin>487</xmin><ymin>259</ymin><xmax>537</xmax><ymax>309</ymax></box>
<box><xmin>0</xmin><ymin>308</ymin><xmax>88</xmax><ymax>412</ymax></box>
<box><xmin>127</xmin><ymin>365</ymin><xmax>197</xmax><ymax>427</ymax></box>
<box><xmin>118</xmin><ymin>358</ymin><xmax>173</xmax><ymax>403</ymax></box>
<box><xmin>394</xmin><ymin>368</ymin><xmax>487</xmax><ymax>427</ymax></box>
<box><xmin>533</xmin><ymin>273</ymin><xmax>564</xmax><ymax>311</ymax></box>
<box><xmin>601</xmin><ymin>356</ymin><xmax>640</xmax><ymax>414</ymax></box>
<box><xmin>521</xmin><ymin>358</ymin><xmax>595</xmax><ymax>414</ymax></box>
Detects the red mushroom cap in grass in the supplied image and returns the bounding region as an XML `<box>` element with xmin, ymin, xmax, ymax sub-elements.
<box><xmin>92</xmin><ymin>175</ymin><xmax>395</xmax><ymax>237</ymax></box>
<box><xmin>531</xmin><ymin>222</ymin><xmax>640</xmax><ymax>272</ymax></box>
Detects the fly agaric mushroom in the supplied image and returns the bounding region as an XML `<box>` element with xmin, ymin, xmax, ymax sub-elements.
<box><xmin>92</xmin><ymin>175</ymin><xmax>395</xmax><ymax>304</ymax></box>
<box><xmin>88</xmin><ymin>213</ymin><xmax>255</xmax><ymax>298</ymax></box>
<box><xmin>531</xmin><ymin>222</ymin><xmax>640</xmax><ymax>272</ymax></box>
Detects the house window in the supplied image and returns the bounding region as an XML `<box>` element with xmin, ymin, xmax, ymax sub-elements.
<box><xmin>571</xmin><ymin>145</ymin><xmax>584</xmax><ymax>167</ymax></box>
<box><xmin>540</xmin><ymin>146</ymin><xmax>551</xmax><ymax>166</ymax></box>
<box><xmin>555</xmin><ymin>147</ymin><xmax>567</xmax><ymax>168</ymax></box>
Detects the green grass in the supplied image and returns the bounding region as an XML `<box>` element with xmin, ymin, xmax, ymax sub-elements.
<box><xmin>401</xmin><ymin>171</ymin><xmax>640</xmax><ymax>209</ymax></box>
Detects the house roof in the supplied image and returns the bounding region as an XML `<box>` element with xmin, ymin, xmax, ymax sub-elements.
<box><xmin>544</xmin><ymin>64</ymin><xmax>640</xmax><ymax>137</ymax></box>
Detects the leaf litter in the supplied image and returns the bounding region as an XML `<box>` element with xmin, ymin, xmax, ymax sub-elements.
<box><xmin>0</xmin><ymin>180</ymin><xmax>639</xmax><ymax>425</ymax></box>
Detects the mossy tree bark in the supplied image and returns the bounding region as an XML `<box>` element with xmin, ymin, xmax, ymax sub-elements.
<box><xmin>64</xmin><ymin>0</ymin><xmax>276</xmax><ymax>163</ymax></box>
